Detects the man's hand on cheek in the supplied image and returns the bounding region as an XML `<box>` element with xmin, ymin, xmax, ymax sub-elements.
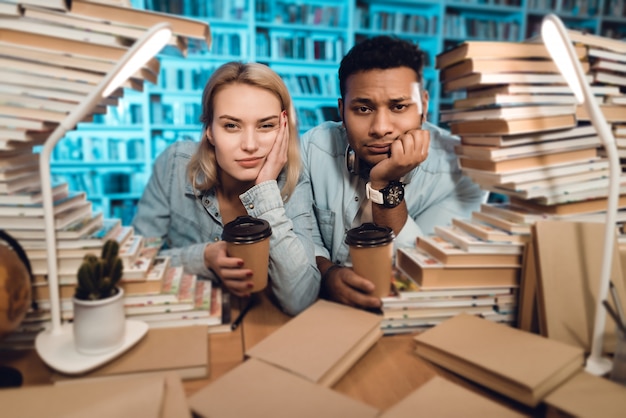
<box><xmin>371</xmin><ymin>129</ymin><xmax>430</xmax><ymax>184</ymax></box>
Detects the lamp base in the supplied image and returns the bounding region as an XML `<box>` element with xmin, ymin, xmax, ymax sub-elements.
<box><xmin>585</xmin><ymin>355</ymin><xmax>613</xmax><ymax>376</ymax></box>
<box><xmin>35</xmin><ymin>320</ymin><xmax>148</xmax><ymax>375</ymax></box>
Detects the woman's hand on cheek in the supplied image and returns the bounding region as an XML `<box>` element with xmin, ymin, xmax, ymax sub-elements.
<box><xmin>204</xmin><ymin>241</ymin><xmax>254</xmax><ymax>297</ymax></box>
<box><xmin>256</xmin><ymin>110</ymin><xmax>289</xmax><ymax>185</ymax></box>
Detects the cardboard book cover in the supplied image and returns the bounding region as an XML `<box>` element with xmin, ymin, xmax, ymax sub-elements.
<box><xmin>414</xmin><ymin>313</ymin><xmax>584</xmax><ymax>407</ymax></box>
<box><xmin>380</xmin><ymin>376</ymin><xmax>526</xmax><ymax>418</ymax></box>
<box><xmin>245</xmin><ymin>299</ymin><xmax>382</xmax><ymax>387</ymax></box>
<box><xmin>2</xmin><ymin>372</ymin><xmax>190</xmax><ymax>418</ymax></box>
<box><xmin>51</xmin><ymin>325</ymin><xmax>208</xmax><ymax>382</ymax></box>
<box><xmin>532</xmin><ymin>220</ymin><xmax>626</xmax><ymax>353</ymax></box>
<box><xmin>396</xmin><ymin>246</ymin><xmax>520</xmax><ymax>289</ymax></box>
<box><xmin>543</xmin><ymin>371</ymin><xmax>626</xmax><ymax>418</ymax></box>
<box><xmin>189</xmin><ymin>358</ymin><xmax>379</xmax><ymax>418</ymax></box>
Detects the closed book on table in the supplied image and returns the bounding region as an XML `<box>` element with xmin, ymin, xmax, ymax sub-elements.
<box><xmin>414</xmin><ymin>313</ymin><xmax>584</xmax><ymax>407</ymax></box>
<box><xmin>188</xmin><ymin>358</ymin><xmax>379</xmax><ymax>418</ymax></box>
<box><xmin>532</xmin><ymin>221</ymin><xmax>626</xmax><ymax>353</ymax></box>
<box><xmin>245</xmin><ymin>299</ymin><xmax>382</xmax><ymax>387</ymax></box>
<box><xmin>380</xmin><ymin>375</ymin><xmax>526</xmax><ymax>418</ymax></box>
<box><xmin>396</xmin><ymin>247</ymin><xmax>520</xmax><ymax>289</ymax></box>
<box><xmin>2</xmin><ymin>372</ymin><xmax>190</xmax><ymax>418</ymax></box>
<box><xmin>450</xmin><ymin>114</ymin><xmax>577</xmax><ymax>136</ymax></box>
<box><xmin>543</xmin><ymin>371</ymin><xmax>626</xmax><ymax>418</ymax></box>
<box><xmin>52</xmin><ymin>326</ymin><xmax>208</xmax><ymax>381</ymax></box>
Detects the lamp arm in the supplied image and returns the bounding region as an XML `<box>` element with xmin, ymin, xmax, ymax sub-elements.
<box><xmin>38</xmin><ymin>22</ymin><xmax>172</xmax><ymax>334</ymax></box>
<box><xmin>582</xmin><ymin>83</ymin><xmax>621</xmax><ymax>369</ymax></box>
<box><xmin>39</xmin><ymin>90</ymin><xmax>110</xmax><ymax>334</ymax></box>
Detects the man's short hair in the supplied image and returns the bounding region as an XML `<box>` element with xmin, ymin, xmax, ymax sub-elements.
<box><xmin>338</xmin><ymin>36</ymin><xmax>426</xmax><ymax>99</ymax></box>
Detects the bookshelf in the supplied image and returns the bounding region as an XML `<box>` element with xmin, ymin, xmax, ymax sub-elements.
<box><xmin>51</xmin><ymin>0</ymin><xmax>626</xmax><ymax>222</ymax></box>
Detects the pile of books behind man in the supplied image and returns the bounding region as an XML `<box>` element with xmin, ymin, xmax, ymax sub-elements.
<box><xmin>385</xmin><ymin>32</ymin><xmax>626</xmax><ymax>335</ymax></box>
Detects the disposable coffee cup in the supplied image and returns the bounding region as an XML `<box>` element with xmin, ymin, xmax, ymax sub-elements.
<box><xmin>222</xmin><ymin>216</ymin><xmax>272</xmax><ymax>293</ymax></box>
<box><xmin>345</xmin><ymin>223</ymin><xmax>395</xmax><ymax>298</ymax></box>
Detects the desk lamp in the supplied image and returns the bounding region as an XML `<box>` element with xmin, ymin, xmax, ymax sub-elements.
<box><xmin>35</xmin><ymin>23</ymin><xmax>172</xmax><ymax>359</ymax></box>
<box><xmin>541</xmin><ymin>14</ymin><xmax>620</xmax><ymax>375</ymax></box>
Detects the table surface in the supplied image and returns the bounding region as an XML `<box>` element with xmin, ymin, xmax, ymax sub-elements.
<box><xmin>0</xmin><ymin>290</ymin><xmax>533</xmax><ymax>415</ymax></box>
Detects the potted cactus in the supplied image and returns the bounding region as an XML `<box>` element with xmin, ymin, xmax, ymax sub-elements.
<box><xmin>75</xmin><ymin>240</ymin><xmax>123</xmax><ymax>301</ymax></box>
<box><xmin>72</xmin><ymin>240</ymin><xmax>126</xmax><ymax>355</ymax></box>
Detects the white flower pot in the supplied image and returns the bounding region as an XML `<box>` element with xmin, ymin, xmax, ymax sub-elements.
<box><xmin>72</xmin><ymin>287</ymin><xmax>125</xmax><ymax>355</ymax></box>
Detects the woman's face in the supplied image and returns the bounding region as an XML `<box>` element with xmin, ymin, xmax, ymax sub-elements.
<box><xmin>208</xmin><ymin>83</ymin><xmax>282</xmax><ymax>186</ymax></box>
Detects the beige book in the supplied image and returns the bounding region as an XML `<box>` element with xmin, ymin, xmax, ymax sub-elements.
<box><xmin>397</xmin><ymin>246</ymin><xmax>520</xmax><ymax>289</ymax></box>
<box><xmin>52</xmin><ymin>326</ymin><xmax>208</xmax><ymax>382</ymax></box>
<box><xmin>532</xmin><ymin>221</ymin><xmax>626</xmax><ymax>353</ymax></box>
<box><xmin>450</xmin><ymin>113</ymin><xmax>577</xmax><ymax>136</ymax></box>
<box><xmin>380</xmin><ymin>376</ymin><xmax>526</xmax><ymax>418</ymax></box>
<box><xmin>544</xmin><ymin>371</ymin><xmax>626</xmax><ymax>418</ymax></box>
<box><xmin>414</xmin><ymin>313</ymin><xmax>584</xmax><ymax>407</ymax></box>
<box><xmin>2</xmin><ymin>372</ymin><xmax>190</xmax><ymax>418</ymax></box>
<box><xmin>188</xmin><ymin>358</ymin><xmax>379</xmax><ymax>418</ymax></box>
<box><xmin>245</xmin><ymin>299</ymin><xmax>382</xmax><ymax>387</ymax></box>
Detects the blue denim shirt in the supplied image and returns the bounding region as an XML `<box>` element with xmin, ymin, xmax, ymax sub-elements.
<box><xmin>132</xmin><ymin>141</ymin><xmax>320</xmax><ymax>315</ymax></box>
<box><xmin>300</xmin><ymin>121</ymin><xmax>486</xmax><ymax>265</ymax></box>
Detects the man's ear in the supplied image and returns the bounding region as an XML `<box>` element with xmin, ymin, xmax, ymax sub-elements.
<box><xmin>338</xmin><ymin>98</ymin><xmax>344</xmax><ymax>125</ymax></box>
<box><xmin>422</xmin><ymin>89</ymin><xmax>429</xmax><ymax>122</ymax></box>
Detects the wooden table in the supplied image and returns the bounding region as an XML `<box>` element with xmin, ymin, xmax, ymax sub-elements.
<box><xmin>1</xmin><ymin>291</ymin><xmax>533</xmax><ymax>415</ymax></box>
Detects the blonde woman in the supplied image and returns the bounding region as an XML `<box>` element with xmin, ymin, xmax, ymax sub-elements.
<box><xmin>133</xmin><ymin>62</ymin><xmax>319</xmax><ymax>315</ymax></box>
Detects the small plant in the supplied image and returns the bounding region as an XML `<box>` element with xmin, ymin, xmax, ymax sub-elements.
<box><xmin>75</xmin><ymin>240</ymin><xmax>124</xmax><ymax>301</ymax></box>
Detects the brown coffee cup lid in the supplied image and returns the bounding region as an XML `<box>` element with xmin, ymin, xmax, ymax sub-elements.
<box><xmin>345</xmin><ymin>222</ymin><xmax>395</xmax><ymax>247</ymax></box>
<box><xmin>222</xmin><ymin>216</ymin><xmax>272</xmax><ymax>244</ymax></box>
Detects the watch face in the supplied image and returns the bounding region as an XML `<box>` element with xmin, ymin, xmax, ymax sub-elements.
<box><xmin>383</xmin><ymin>183</ymin><xmax>405</xmax><ymax>208</ymax></box>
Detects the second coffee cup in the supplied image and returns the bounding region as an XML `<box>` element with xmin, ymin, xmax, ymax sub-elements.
<box><xmin>222</xmin><ymin>216</ymin><xmax>272</xmax><ymax>293</ymax></box>
<box><xmin>345</xmin><ymin>223</ymin><xmax>396</xmax><ymax>298</ymax></box>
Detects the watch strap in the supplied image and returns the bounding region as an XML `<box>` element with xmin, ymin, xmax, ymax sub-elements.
<box><xmin>365</xmin><ymin>182</ymin><xmax>384</xmax><ymax>204</ymax></box>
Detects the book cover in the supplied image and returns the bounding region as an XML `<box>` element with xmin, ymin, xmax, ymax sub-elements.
<box><xmin>380</xmin><ymin>375</ymin><xmax>526</xmax><ymax>418</ymax></box>
<box><xmin>2</xmin><ymin>372</ymin><xmax>191</xmax><ymax>418</ymax></box>
<box><xmin>510</xmin><ymin>194</ymin><xmax>626</xmax><ymax>216</ymax></box>
<box><xmin>443</xmin><ymin>73</ymin><xmax>579</xmax><ymax>93</ymax></box>
<box><xmin>245</xmin><ymin>299</ymin><xmax>382</xmax><ymax>387</ymax></box>
<box><xmin>414</xmin><ymin>313</ymin><xmax>584</xmax><ymax>407</ymax></box>
<box><xmin>416</xmin><ymin>234</ymin><xmax>523</xmax><ymax>266</ymax></box>
<box><xmin>455</xmin><ymin>135</ymin><xmax>600</xmax><ymax>162</ymax></box>
<box><xmin>543</xmin><ymin>371</ymin><xmax>626</xmax><ymax>418</ymax></box>
<box><xmin>453</xmin><ymin>93</ymin><xmax>584</xmax><ymax>109</ymax></box>
<box><xmin>532</xmin><ymin>221</ymin><xmax>626</xmax><ymax>353</ymax></box>
<box><xmin>396</xmin><ymin>247</ymin><xmax>520</xmax><ymax>289</ymax></box>
<box><xmin>52</xmin><ymin>326</ymin><xmax>209</xmax><ymax>382</ymax></box>
<box><xmin>466</xmin><ymin>83</ymin><xmax>620</xmax><ymax>98</ymax></box>
<box><xmin>441</xmin><ymin>104</ymin><xmax>575</xmax><ymax>123</ymax></box>
<box><xmin>458</xmin><ymin>147</ymin><xmax>598</xmax><ymax>173</ymax></box>
<box><xmin>434</xmin><ymin>225</ymin><xmax>525</xmax><ymax>254</ymax></box>
<box><xmin>471</xmin><ymin>211</ymin><xmax>532</xmax><ymax>235</ymax></box>
<box><xmin>463</xmin><ymin>159</ymin><xmax>609</xmax><ymax>188</ymax></box>
<box><xmin>450</xmin><ymin>114</ymin><xmax>577</xmax><ymax>136</ymax></box>
<box><xmin>480</xmin><ymin>202</ymin><xmax>550</xmax><ymax>225</ymax></box>
<box><xmin>460</xmin><ymin>125</ymin><xmax>596</xmax><ymax>148</ymax></box>
<box><xmin>435</xmin><ymin>41</ymin><xmax>584</xmax><ymax>70</ymax></box>
<box><xmin>188</xmin><ymin>358</ymin><xmax>379</xmax><ymax>418</ymax></box>
<box><xmin>451</xmin><ymin>217</ymin><xmax>529</xmax><ymax>244</ymax></box>
<box><xmin>440</xmin><ymin>58</ymin><xmax>564</xmax><ymax>82</ymax></box>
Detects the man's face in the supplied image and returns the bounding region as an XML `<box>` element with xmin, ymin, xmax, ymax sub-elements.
<box><xmin>339</xmin><ymin>67</ymin><xmax>428</xmax><ymax>167</ymax></box>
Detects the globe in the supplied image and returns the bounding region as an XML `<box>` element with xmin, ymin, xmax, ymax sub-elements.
<box><xmin>0</xmin><ymin>245</ymin><xmax>31</xmax><ymax>338</ymax></box>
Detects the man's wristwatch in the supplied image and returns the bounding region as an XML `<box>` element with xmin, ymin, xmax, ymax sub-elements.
<box><xmin>366</xmin><ymin>181</ymin><xmax>405</xmax><ymax>208</ymax></box>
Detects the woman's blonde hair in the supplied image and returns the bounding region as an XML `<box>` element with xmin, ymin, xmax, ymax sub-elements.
<box><xmin>187</xmin><ymin>62</ymin><xmax>301</xmax><ymax>201</ymax></box>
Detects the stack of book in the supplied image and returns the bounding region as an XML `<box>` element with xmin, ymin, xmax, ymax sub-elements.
<box><xmin>438</xmin><ymin>35</ymin><xmax>626</xmax><ymax>217</ymax></box>
<box><xmin>381</xmin><ymin>267</ymin><xmax>518</xmax><ymax>335</ymax></box>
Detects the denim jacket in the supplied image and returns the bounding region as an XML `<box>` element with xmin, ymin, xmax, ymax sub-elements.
<box><xmin>300</xmin><ymin>121</ymin><xmax>486</xmax><ymax>265</ymax></box>
<box><xmin>132</xmin><ymin>141</ymin><xmax>320</xmax><ymax>315</ymax></box>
